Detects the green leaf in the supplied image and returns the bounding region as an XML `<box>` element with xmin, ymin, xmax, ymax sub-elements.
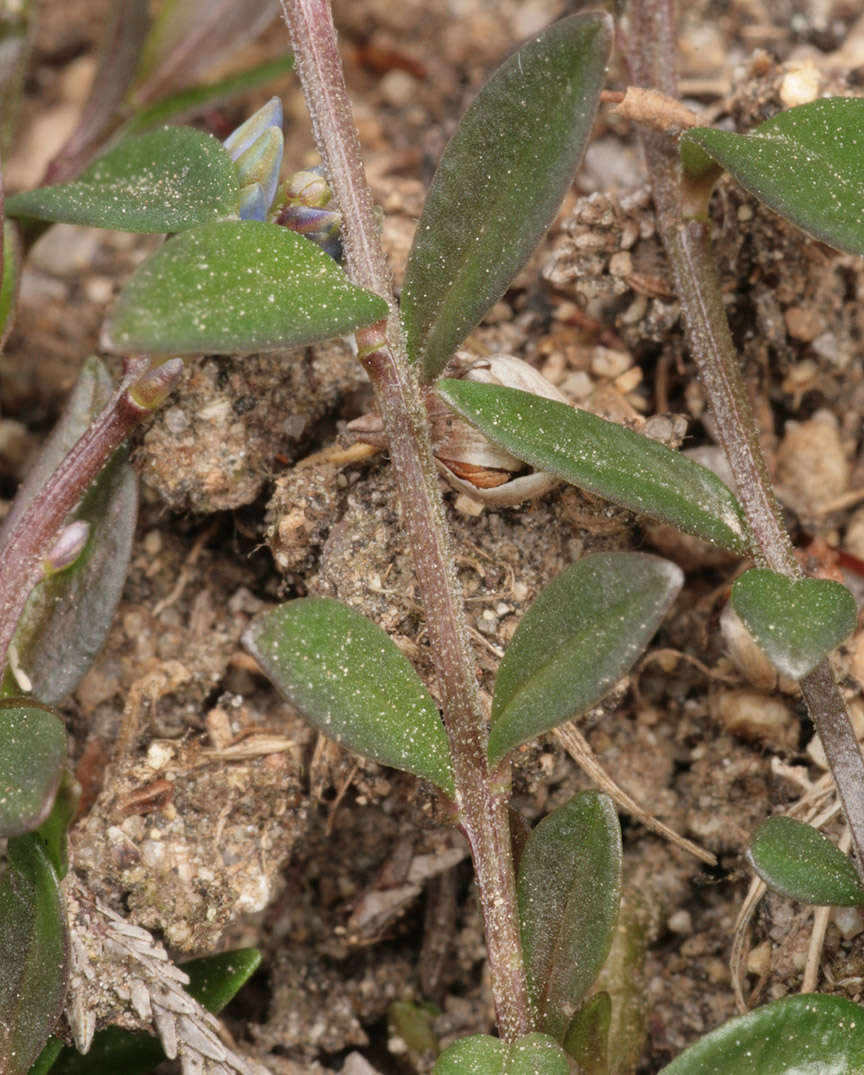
<box><xmin>388</xmin><ymin>1000</ymin><xmax>440</xmax><ymax>1056</ymax></box>
<box><xmin>731</xmin><ymin>569</ymin><xmax>856</xmax><ymax>680</ymax></box>
<box><xmin>748</xmin><ymin>816</ymin><xmax>864</xmax><ymax>907</ymax></box>
<box><xmin>104</xmin><ymin>220</ymin><xmax>388</xmax><ymax>355</ymax></box>
<box><xmin>49</xmin><ymin>1030</ymin><xmax>160</xmax><ymax>1075</ymax></box>
<box><xmin>658</xmin><ymin>994</ymin><xmax>864</xmax><ymax>1074</ymax></box>
<box><xmin>518</xmin><ymin>792</ymin><xmax>622</xmax><ymax>1041</ymax></box>
<box><xmin>0</xmin><ymin>834</ymin><xmax>68</xmax><ymax>1075</ymax></box>
<box><xmin>6</xmin><ymin>128</ymin><xmax>238</xmax><ymax>233</ymax></box>
<box><xmin>180</xmin><ymin>948</ymin><xmax>261</xmax><ymax>1014</ymax></box>
<box><xmin>0</xmin><ymin>700</ymin><xmax>66</xmax><ymax>837</ymax></box>
<box><xmin>433</xmin><ymin>1032</ymin><xmax>571</xmax><ymax>1075</ymax></box>
<box><xmin>402</xmin><ymin>12</ymin><xmax>612</xmax><ymax>381</ymax></box>
<box><xmin>49</xmin><ymin>947</ymin><xmax>259</xmax><ymax>1075</ymax></box>
<box><xmin>1</xmin><ymin>219</ymin><xmax>22</xmax><ymax>350</ymax></box>
<box><xmin>489</xmin><ymin>552</ymin><xmax>682</xmax><ymax>766</ymax></box>
<box><xmin>243</xmin><ymin>598</ymin><xmax>454</xmax><ymax>796</ymax></box>
<box><xmin>562</xmin><ymin>992</ymin><xmax>611</xmax><ymax>1074</ymax></box>
<box><xmin>435</xmin><ymin>381</ymin><xmax>751</xmax><ymax>556</ymax></box>
<box><xmin>681</xmin><ymin>98</ymin><xmax>864</xmax><ymax>256</ymax></box>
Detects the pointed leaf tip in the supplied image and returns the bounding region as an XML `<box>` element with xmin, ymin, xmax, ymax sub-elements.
<box><xmin>402</xmin><ymin>12</ymin><xmax>613</xmax><ymax>381</ymax></box>
<box><xmin>243</xmin><ymin>598</ymin><xmax>454</xmax><ymax>796</ymax></box>
<box><xmin>731</xmin><ymin>569</ymin><xmax>856</xmax><ymax>680</ymax></box>
<box><xmin>5</xmin><ymin>128</ymin><xmax>238</xmax><ymax>233</ymax></box>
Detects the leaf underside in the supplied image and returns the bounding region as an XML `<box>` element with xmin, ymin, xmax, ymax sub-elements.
<box><xmin>402</xmin><ymin>12</ymin><xmax>613</xmax><ymax>382</ymax></box>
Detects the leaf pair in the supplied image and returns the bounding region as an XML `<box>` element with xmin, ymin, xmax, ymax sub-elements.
<box><xmin>9</xmin><ymin>11</ymin><xmax>614</xmax><ymax>365</ymax></box>
<box><xmin>6</xmin><ymin>130</ymin><xmax>388</xmax><ymax>356</ymax></box>
<box><xmin>243</xmin><ymin>551</ymin><xmax>681</xmax><ymax>795</ymax></box>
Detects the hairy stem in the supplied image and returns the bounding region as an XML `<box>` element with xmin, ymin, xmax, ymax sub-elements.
<box><xmin>280</xmin><ymin>0</ymin><xmax>532</xmax><ymax>1037</ymax></box>
<box><xmin>0</xmin><ymin>357</ymin><xmax>154</xmax><ymax>678</ymax></box>
<box><xmin>628</xmin><ymin>0</ymin><xmax>864</xmax><ymax>876</ymax></box>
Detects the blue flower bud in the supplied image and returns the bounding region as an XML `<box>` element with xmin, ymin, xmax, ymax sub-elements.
<box><xmin>223</xmin><ymin>98</ymin><xmax>284</xmax><ymax>221</ymax></box>
<box><xmin>223</xmin><ymin>97</ymin><xmax>283</xmax><ymax>161</ymax></box>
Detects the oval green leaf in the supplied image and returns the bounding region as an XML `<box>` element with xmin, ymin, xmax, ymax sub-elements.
<box><xmin>489</xmin><ymin>552</ymin><xmax>682</xmax><ymax>767</ymax></box>
<box><xmin>5</xmin><ymin>127</ymin><xmax>238</xmax><ymax>233</ymax></box>
<box><xmin>681</xmin><ymin>98</ymin><xmax>864</xmax><ymax>256</ymax></box>
<box><xmin>748</xmin><ymin>816</ymin><xmax>864</xmax><ymax>907</ymax></box>
<box><xmin>402</xmin><ymin>12</ymin><xmax>613</xmax><ymax>382</ymax></box>
<box><xmin>658</xmin><ymin>994</ymin><xmax>864</xmax><ymax>1074</ymax></box>
<box><xmin>0</xmin><ymin>833</ymin><xmax>68</xmax><ymax>1075</ymax></box>
<box><xmin>435</xmin><ymin>381</ymin><xmax>751</xmax><ymax>556</ymax></box>
<box><xmin>518</xmin><ymin>792</ymin><xmax>622</xmax><ymax>1042</ymax></box>
<box><xmin>0</xmin><ymin>700</ymin><xmax>66</xmax><ymax>838</ymax></box>
<box><xmin>434</xmin><ymin>1032</ymin><xmax>570</xmax><ymax>1075</ymax></box>
<box><xmin>731</xmin><ymin>569</ymin><xmax>857</xmax><ymax>681</ymax></box>
<box><xmin>243</xmin><ymin>598</ymin><xmax>454</xmax><ymax>796</ymax></box>
<box><xmin>104</xmin><ymin>220</ymin><xmax>388</xmax><ymax>355</ymax></box>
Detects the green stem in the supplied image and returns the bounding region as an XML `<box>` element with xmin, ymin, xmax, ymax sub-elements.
<box><xmin>280</xmin><ymin>0</ymin><xmax>532</xmax><ymax>1039</ymax></box>
<box><xmin>629</xmin><ymin>0</ymin><xmax>864</xmax><ymax>878</ymax></box>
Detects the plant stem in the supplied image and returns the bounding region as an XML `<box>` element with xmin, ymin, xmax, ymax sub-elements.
<box><xmin>628</xmin><ymin>0</ymin><xmax>864</xmax><ymax>877</ymax></box>
<box><xmin>0</xmin><ymin>358</ymin><xmax>151</xmax><ymax>679</ymax></box>
<box><xmin>280</xmin><ymin>0</ymin><xmax>532</xmax><ymax>1038</ymax></box>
